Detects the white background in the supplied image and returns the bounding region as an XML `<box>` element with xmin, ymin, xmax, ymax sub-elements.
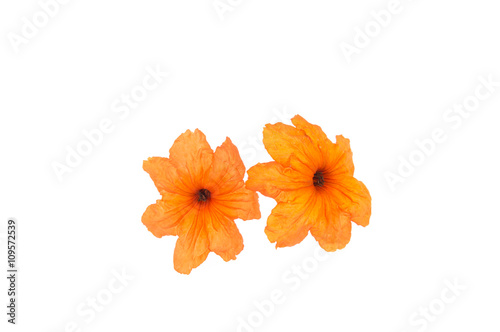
<box><xmin>1</xmin><ymin>0</ymin><xmax>500</xmax><ymax>331</ymax></box>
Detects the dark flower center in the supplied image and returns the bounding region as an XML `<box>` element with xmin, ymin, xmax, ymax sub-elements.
<box><xmin>197</xmin><ymin>189</ymin><xmax>211</xmax><ymax>202</ymax></box>
<box><xmin>313</xmin><ymin>171</ymin><xmax>325</xmax><ymax>187</ymax></box>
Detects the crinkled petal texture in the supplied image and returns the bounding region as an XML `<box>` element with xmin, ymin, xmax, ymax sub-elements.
<box><xmin>246</xmin><ymin>115</ymin><xmax>371</xmax><ymax>252</ymax></box>
<box><xmin>142</xmin><ymin>129</ymin><xmax>260</xmax><ymax>274</ymax></box>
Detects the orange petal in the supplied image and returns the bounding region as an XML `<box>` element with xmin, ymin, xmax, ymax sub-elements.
<box><xmin>309</xmin><ymin>203</ymin><xmax>352</xmax><ymax>252</ymax></box>
<box><xmin>143</xmin><ymin>157</ymin><xmax>192</xmax><ymax>195</ymax></box>
<box><xmin>263</xmin><ymin>122</ymin><xmax>322</xmax><ymax>176</ymax></box>
<box><xmin>291</xmin><ymin>115</ymin><xmax>330</xmax><ymax>144</ymax></box>
<box><xmin>141</xmin><ymin>193</ymin><xmax>196</xmax><ymax>238</ymax></box>
<box><xmin>205</xmin><ymin>205</ymin><xmax>244</xmax><ymax>261</ymax></box>
<box><xmin>205</xmin><ymin>137</ymin><xmax>245</xmax><ymax>196</ymax></box>
<box><xmin>291</xmin><ymin>114</ymin><xmax>334</xmax><ymax>171</ymax></box>
<box><xmin>326</xmin><ymin>135</ymin><xmax>355</xmax><ymax>177</ymax></box>
<box><xmin>246</xmin><ymin>161</ymin><xmax>311</xmax><ymax>199</ymax></box>
<box><xmin>264</xmin><ymin>187</ymin><xmax>318</xmax><ymax>248</ymax></box>
<box><xmin>204</xmin><ymin>137</ymin><xmax>261</xmax><ymax>220</ymax></box>
<box><xmin>168</xmin><ymin>129</ymin><xmax>213</xmax><ymax>190</ymax></box>
<box><xmin>291</xmin><ymin>115</ymin><xmax>354</xmax><ymax>176</ymax></box>
<box><xmin>173</xmin><ymin>208</ymin><xmax>210</xmax><ymax>274</ymax></box>
<box><xmin>326</xmin><ymin>176</ymin><xmax>371</xmax><ymax>227</ymax></box>
<box><xmin>212</xmin><ymin>186</ymin><xmax>261</xmax><ymax>221</ymax></box>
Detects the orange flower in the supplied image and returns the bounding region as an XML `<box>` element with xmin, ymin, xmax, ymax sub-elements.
<box><xmin>246</xmin><ymin>115</ymin><xmax>371</xmax><ymax>251</ymax></box>
<box><xmin>142</xmin><ymin>129</ymin><xmax>260</xmax><ymax>274</ymax></box>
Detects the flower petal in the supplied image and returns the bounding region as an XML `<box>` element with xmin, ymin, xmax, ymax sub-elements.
<box><xmin>204</xmin><ymin>137</ymin><xmax>261</xmax><ymax>220</ymax></box>
<box><xmin>291</xmin><ymin>115</ymin><xmax>354</xmax><ymax>176</ymax></box>
<box><xmin>246</xmin><ymin>161</ymin><xmax>311</xmax><ymax>199</ymax></box>
<box><xmin>168</xmin><ymin>129</ymin><xmax>213</xmax><ymax>190</ymax></box>
<box><xmin>326</xmin><ymin>176</ymin><xmax>371</xmax><ymax>227</ymax></box>
<box><xmin>206</xmin><ymin>137</ymin><xmax>245</xmax><ymax>195</ymax></box>
<box><xmin>326</xmin><ymin>135</ymin><xmax>355</xmax><ymax>177</ymax></box>
<box><xmin>212</xmin><ymin>186</ymin><xmax>261</xmax><ymax>221</ymax></box>
<box><xmin>264</xmin><ymin>187</ymin><xmax>318</xmax><ymax>248</ymax></box>
<box><xmin>141</xmin><ymin>194</ymin><xmax>196</xmax><ymax>238</ymax></box>
<box><xmin>263</xmin><ymin>122</ymin><xmax>322</xmax><ymax>175</ymax></box>
<box><xmin>173</xmin><ymin>208</ymin><xmax>210</xmax><ymax>274</ymax></box>
<box><xmin>309</xmin><ymin>204</ymin><xmax>352</xmax><ymax>252</ymax></box>
<box><xmin>291</xmin><ymin>115</ymin><xmax>328</xmax><ymax>141</ymax></box>
<box><xmin>205</xmin><ymin>205</ymin><xmax>244</xmax><ymax>262</ymax></box>
<box><xmin>143</xmin><ymin>157</ymin><xmax>192</xmax><ymax>195</ymax></box>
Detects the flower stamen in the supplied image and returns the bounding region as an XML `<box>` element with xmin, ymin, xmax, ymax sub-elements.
<box><xmin>313</xmin><ymin>171</ymin><xmax>325</xmax><ymax>187</ymax></box>
<box><xmin>197</xmin><ymin>188</ymin><xmax>211</xmax><ymax>202</ymax></box>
